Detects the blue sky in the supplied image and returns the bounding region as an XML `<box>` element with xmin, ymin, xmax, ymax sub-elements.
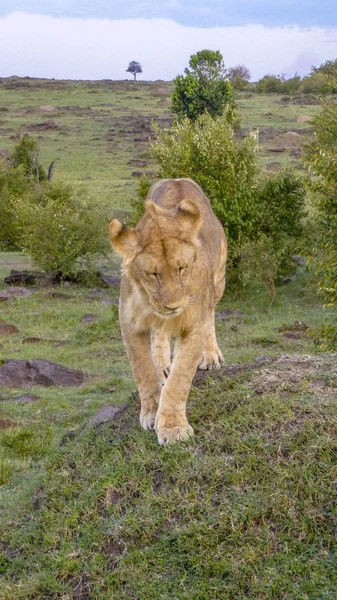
<box><xmin>0</xmin><ymin>0</ymin><xmax>336</xmax><ymax>28</ymax></box>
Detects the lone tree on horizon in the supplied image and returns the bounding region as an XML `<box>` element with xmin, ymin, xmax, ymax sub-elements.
<box><xmin>126</xmin><ymin>61</ymin><xmax>142</xmax><ymax>81</ymax></box>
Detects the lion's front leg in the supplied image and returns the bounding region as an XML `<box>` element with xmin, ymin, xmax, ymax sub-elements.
<box><xmin>155</xmin><ymin>328</ymin><xmax>206</xmax><ymax>444</ymax></box>
<box><xmin>121</xmin><ymin>323</ymin><xmax>162</xmax><ymax>430</ymax></box>
<box><xmin>198</xmin><ymin>310</ymin><xmax>224</xmax><ymax>371</ymax></box>
<box><xmin>151</xmin><ymin>329</ymin><xmax>171</xmax><ymax>385</ymax></box>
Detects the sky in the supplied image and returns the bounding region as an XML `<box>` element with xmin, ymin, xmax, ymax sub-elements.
<box><xmin>0</xmin><ymin>2</ymin><xmax>337</xmax><ymax>81</ymax></box>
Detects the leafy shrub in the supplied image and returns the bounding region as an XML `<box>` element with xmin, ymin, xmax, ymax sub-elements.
<box><xmin>11</xmin><ymin>136</ymin><xmax>47</xmax><ymax>181</ymax></box>
<box><xmin>171</xmin><ymin>50</ymin><xmax>235</xmax><ymax>122</ymax></box>
<box><xmin>132</xmin><ymin>114</ymin><xmax>306</xmax><ymax>292</ymax></box>
<box><xmin>151</xmin><ymin>112</ymin><xmax>260</xmax><ymax>246</ymax></box>
<box><xmin>256</xmin><ymin>75</ymin><xmax>284</xmax><ymax>94</ymax></box>
<box><xmin>256</xmin><ymin>74</ymin><xmax>302</xmax><ymax>95</ymax></box>
<box><xmin>0</xmin><ymin>161</ymin><xmax>33</xmax><ymax>250</ymax></box>
<box><xmin>300</xmin><ymin>72</ymin><xmax>332</xmax><ymax>95</ymax></box>
<box><xmin>16</xmin><ymin>183</ymin><xmax>110</xmax><ymax>279</ymax></box>
<box><xmin>303</xmin><ymin>101</ymin><xmax>337</xmax><ymax>347</ymax></box>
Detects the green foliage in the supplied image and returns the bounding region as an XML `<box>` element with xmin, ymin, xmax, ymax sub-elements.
<box><xmin>311</xmin><ymin>58</ymin><xmax>337</xmax><ymax>92</ymax></box>
<box><xmin>132</xmin><ymin>115</ymin><xmax>305</xmax><ymax>291</ymax></box>
<box><xmin>236</xmin><ymin>236</ymin><xmax>278</xmax><ymax>300</ymax></box>
<box><xmin>151</xmin><ymin>112</ymin><xmax>259</xmax><ymax>246</ymax></box>
<box><xmin>256</xmin><ymin>74</ymin><xmax>285</xmax><ymax>94</ymax></box>
<box><xmin>303</xmin><ymin>101</ymin><xmax>337</xmax><ymax>347</ymax></box>
<box><xmin>16</xmin><ymin>183</ymin><xmax>110</xmax><ymax>279</ymax></box>
<box><xmin>0</xmin><ymin>138</ymin><xmax>110</xmax><ymax>278</ymax></box>
<box><xmin>256</xmin><ymin>74</ymin><xmax>302</xmax><ymax>94</ymax></box>
<box><xmin>10</xmin><ymin>136</ymin><xmax>47</xmax><ymax>181</ymax></box>
<box><xmin>300</xmin><ymin>72</ymin><xmax>333</xmax><ymax>95</ymax></box>
<box><xmin>0</xmin><ymin>160</ymin><xmax>33</xmax><ymax>250</ymax></box>
<box><xmin>171</xmin><ymin>49</ymin><xmax>235</xmax><ymax>122</ymax></box>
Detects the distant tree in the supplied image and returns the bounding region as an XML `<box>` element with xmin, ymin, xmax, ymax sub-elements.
<box><xmin>256</xmin><ymin>74</ymin><xmax>284</xmax><ymax>93</ymax></box>
<box><xmin>228</xmin><ymin>64</ymin><xmax>251</xmax><ymax>90</ymax></box>
<box><xmin>171</xmin><ymin>49</ymin><xmax>235</xmax><ymax>122</ymax></box>
<box><xmin>126</xmin><ymin>61</ymin><xmax>142</xmax><ymax>81</ymax></box>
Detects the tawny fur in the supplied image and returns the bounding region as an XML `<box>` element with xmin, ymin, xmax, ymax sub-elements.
<box><xmin>109</xmin><ymin>178</ymin><xmax>227</xmax><ymax>445</ymax></box>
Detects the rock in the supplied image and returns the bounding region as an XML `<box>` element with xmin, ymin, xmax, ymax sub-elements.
<box><xmin>131</xmin><ymin>171</ymin><xmax>143</xmax><ymax>177</ymax></box>
<box><xmin>22</xmin><ymin>337</ymin><xmax>48</xmax><ymax>344</ymax></box>
<box><xmin>44</xmin><ymin>291</ymin><xmax>72</xmax><ymax>300</ymax></box>
<box><xmin>282</xmin><ymin>331</ymin><xmax>303</xmax><ymax>339</ymax></box>
<box><xmin>85</xmin><ymin>288</ymin><xmax>106</xmax><ymax>300</ymax></box>
<box><xmin>53</xmin><ymin>340</ymin><xmax>69</xmax><ymax>347</ymax></box>
<box><xmin>296</xmin><ymin>115</ymin><xmax>311</xmax><ymax>123</ymax></box>
<box><xmin>278</xmin><ymin>321</ymin><xmax>309</xmax><ymax>333</ymax></box>
<box><xmin>13</xmin><ymin>393</ymin><xmax>40</xmax><ymax>403</ymax></box>
<box><xmin>4</xmin><ymin>270</ymin><xmax>40</xmax><ymax>285</ymax></box>
<box><xmin>267</xmin><ymin>147</ymin><xmax>286</xmax><ymax>153</ymax></box>
<box><xmin>255</xmin><ymin>355</ymin><xmax>269</xmax><ymax>362</ymax></box>
<box><xmin>97</xmin><ymin>271</ymin><xmax>121</xmax><ymax>287</ymax></box>
<box><xmin>89</xmin><ymin>404</ymin><xmax>128</xmax><ymax>426</ymax></box>
<box><xmin>59</xmin><ymin>429</ymin><xmax>78</xmax><ymax>445</ymax></box>
<box><xmin>0</xmin><ymin>324</ymin><xmax>20</xmax><ymax>335</ymax></box>
<box><xmin>81</xmin><ymin>314</ymin><xmax>99</xmax><ymax>323</ymax></box>
<box><xmin>0</xmin><ymin>287</ymin><xmax>32</xmax><ymax>299</ymax></box>
<box><xmin>0</xmin><ymin>359</ymin><xmax>87</xmax><ymax>388</ymax></box>
<box><xmin>101</xmin><ymin>298</ymin><xmax>119</xmax><ymax>306</ymax></box>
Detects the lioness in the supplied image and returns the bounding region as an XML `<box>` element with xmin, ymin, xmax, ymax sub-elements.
<box><xmin>109</xmin><ymin>179</ymin><xmax>227</xmax><ymax>444</ymax></box>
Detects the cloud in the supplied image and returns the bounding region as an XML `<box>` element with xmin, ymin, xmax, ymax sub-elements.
<box><xmin>0</xmin><ymin>0</ymin><xmax>336</xmax><ymax>28</ymax></box>
<box><xmin>0</xmin><ymin>12</ymin><xmax>337</xmax><ymax>81</ymax></box>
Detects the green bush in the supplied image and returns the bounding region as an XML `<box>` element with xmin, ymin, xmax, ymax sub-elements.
<box><xmin>11</xmin><ymin>136</ymin><xmax>47</xmax><ymax>181</ymax></box>
<box><xmin>150</xmin><ymin>112</ymin><xmax>260</xmax><ymax>246</ymax></box>
<box><xmin>256</xmin><ymin>75</ymin><xmax>284</xmax><ymax>94</ymax></box>
<box><xmin>256</xmin><ymin>74</ymin><xmax>302</xmax><ymax>95</ymax></box>
<box><xmin>171</xmin><ymin>50</ymin><xmax>235</xmax><ymax>122</ymax></box>
<box><xmin>132</xmin><ymin>114</ymin><xmax>306</xmax><ymax>292</ymax></box>
<box><xmin>300</xmin><ymin>72</ymin><xmax>332</xmax><ymax>95</ymax></box>
<box><xmin>16</xmin><ymin>183</ymin><xmax>110</xmax><ymax>279</ymax></box>
<box><xmin>303</xmin><ymin>101</ymin><xmax>337</xmax><ymax>348</ymax></box>
<box><xmin>0</xmin><ymin>161</ymin><xmax>32</xmax><ymax>250</ymax></box>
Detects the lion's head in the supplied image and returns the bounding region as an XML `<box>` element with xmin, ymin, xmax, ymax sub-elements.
<box><xmin>109</xmin><ymin>199</ymin><xmax>202</xmax><ymax>317</ymax></box>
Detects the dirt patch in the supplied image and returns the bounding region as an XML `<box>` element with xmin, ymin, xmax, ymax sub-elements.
<box><xmin>0</xmin><ymin>324</ymin><xmax>20</xmax><ymax>336</ymax></box>
<box><xmin>296</xmin><ymin>115</ymin><xmax>311</xmax><ymax>123</ymax></box>
<box><xmin>249</xmin><ymin>354</ymin><xmax>337</xmax><ymax>397</ymax></box>
<box><xmin>27</xmin><ymin>120</ymin><xmax>60</xmax><ymax>131</ymax></box>
<box><xmin>30</xmin><ymin>105</ymin><xmax>56</xmax><ymax>113</ymax></box>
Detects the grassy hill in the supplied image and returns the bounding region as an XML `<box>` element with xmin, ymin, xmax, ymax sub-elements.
<box><xmin>0</xmin><ymin>78</ymin><xmax>336</xmax><ymax>599</ymax></box>
<box><xmin>0</xmin><ymin>77</ymin><xmax>320</xmax><ymax>211</ymax></box>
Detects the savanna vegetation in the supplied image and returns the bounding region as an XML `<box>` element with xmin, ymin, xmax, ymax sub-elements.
<box><xmin>0</xmin><ymin>51</ymin><xmax>336</xmax><ymax>599</ymax></box>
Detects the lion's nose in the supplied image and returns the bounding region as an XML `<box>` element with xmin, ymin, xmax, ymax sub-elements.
<box><xmin>162</xmin><ymin>303</ymin><xmax>180</xmax><ymax>311</ymax></box>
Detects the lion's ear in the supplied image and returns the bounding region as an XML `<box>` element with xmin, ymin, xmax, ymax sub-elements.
<box><xmin>109</xmin><ymin>219</ymin><xmax>140</xmax><ymax>258</ymax></box>
<box><xmin>177</xmin><ymin>200</ymin><xmax>202</xmax><ymax>234</ymax></box>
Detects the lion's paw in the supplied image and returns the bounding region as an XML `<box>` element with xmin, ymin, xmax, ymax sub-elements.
<box><xmin>198</xmin><ymin>347</ymin><xmax>224</xmax><ymax>370</ymax></box>
<box><xmin>140</xmin><ymin>410</ymin><xmax>157</xmax><ymax>430</ymax></box>
<box><xmin>156</xmin><ymin>424</ymin><xmax>194</xmax><ymax>445</ymax></box>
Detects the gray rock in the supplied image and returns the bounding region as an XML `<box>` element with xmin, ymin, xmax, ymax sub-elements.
<box><xmin>89</xmin><ymin>404</ymin><xmax>127</xmax><ymax>426</ymax></box>
<box><xmin>0</xmin><ymin>359</ymin><xmax>87</xmax><ymax>388</ymax></box>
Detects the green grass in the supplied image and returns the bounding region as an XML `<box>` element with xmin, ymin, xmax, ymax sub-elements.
<box><xmin>0</xmin><ymin>80</ymin><xmax>335</xmax><ymax>598</ymax></box>
<box><xmin>0</xmin><ymin>78</ymin><xmax>323</xmax><ymax>212</ymax></box>
<box><xmin>0</xmin><ymin>251</ymin><xmax>336</xmax><ymax>598</ymax></box>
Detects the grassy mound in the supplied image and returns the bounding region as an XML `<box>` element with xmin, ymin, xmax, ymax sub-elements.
<box><xmin>1</xmin><ymin>354</ymin><xmax>336</xmax><ymax>599</ymax></box>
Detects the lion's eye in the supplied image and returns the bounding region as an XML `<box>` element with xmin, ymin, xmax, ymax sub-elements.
<box><xmin>151</xmin><ymin>272</ymin><xmax>160</xmax><ymax>280</ymax></box>
<box><xmin>178</xmin><ymin>266</ymin><xmax>186</xmax><ymax>274</ymax></box>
